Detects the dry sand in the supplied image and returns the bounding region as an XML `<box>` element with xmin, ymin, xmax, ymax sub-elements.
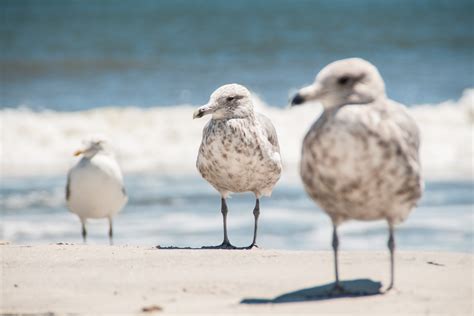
<box><xmin>0</xmin><ymin>244</ymin><xmax>472</xmax><ymax>315</ymax></box>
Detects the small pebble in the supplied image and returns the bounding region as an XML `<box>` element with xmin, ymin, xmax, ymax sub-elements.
<box><xmin>141</xmin><ymin>305</ymin><xmax>162</xmax><ymax>313</ymax></box>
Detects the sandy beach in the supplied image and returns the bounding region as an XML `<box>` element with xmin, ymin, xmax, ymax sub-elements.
<box><xmin>1</xmin><ymin>244</ymin><xmax>472</xmax><ymax>315</ymax></box>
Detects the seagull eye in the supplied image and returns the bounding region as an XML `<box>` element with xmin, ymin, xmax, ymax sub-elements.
<box><xmin>338</xmin><ymin>76</ymin><xmax>350</xmax><ymax>85</ymax></box>
<box><xmin>226</xmin><ymin>96</ymin><xmax>235</xmax><ymax>101</ymax></box>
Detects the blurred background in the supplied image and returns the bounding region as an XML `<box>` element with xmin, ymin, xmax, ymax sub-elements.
<box><xmin>1</xmin><ymin>0</ymin><xmax>473</xmax><ymax>251</ymax></box>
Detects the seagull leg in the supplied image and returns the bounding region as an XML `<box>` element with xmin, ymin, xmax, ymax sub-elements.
<box><xmin>108</xmin><ymin>217</ymin><xmax>114</xmax><ymax>246</ymax></box>
<box><xmin>220</xmin><ymin>197</ymin><xmax>234</xmax><ymax>248</ymax></box>
<box><xmin>246</xmin><ymin>198</ymin><xmax>260</xmax><ymax>249</ymax></box>
<box><xmin>387</xmin><ymin>224</ymin><xmax>395</xmax><ymax>291</ymax></box>
<box><xmin>81</xmin><ymin>219</ymin><xmax>87</xmax><ymax>243</ymax></box>
<box><xmin>331</xmin><ymin>223</ymin><xmax>345</xmax><ymax>294</ymax></box>
<box><xmin>202</xmin><ymin>198</ymin><xmax>236</xmax><ymax>249</ymax></box>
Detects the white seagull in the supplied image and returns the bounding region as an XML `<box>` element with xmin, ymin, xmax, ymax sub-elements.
<box><xmin>194</xmin><ymin>84</ymin><xmax>282</xmax><ymax>249</ymax></box>
<box><xmin>66</xmin><ymin>137</ymin><xmax>128</xmax><ymax>244</ymax></box>
<box><xmin>291</xmin><ymin>58</ymin><xmax>423</xmax><ymax>291</ymax></box>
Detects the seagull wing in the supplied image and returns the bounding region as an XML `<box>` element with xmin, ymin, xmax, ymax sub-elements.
<box><xmin>387</xmin><ymin>100</ymin><xmax>421</xmax><ymax>163</ymax></box>
<box><xmin>256</xmin><ymin>113</ymin><xmax>280</xmax><ymax>153</ymax></box>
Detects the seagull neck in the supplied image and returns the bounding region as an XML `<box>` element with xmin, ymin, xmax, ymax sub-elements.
<box><xmin>212</xmin><ymin>112</ymin><xmax>255</xmax><ymax>121</ymax></box>
<box><xmin>322</xmin><ymin>105</ymin><xmax>342</xmax><ymax>117</ymax></box>
<box><xmin>323</xmin><ymin>96</ymin><xmax>382</xmax><ymax>114</ymax></box>
<box><xmin>83</xmin><ymin>151</ymin><xmax>113</xmax><ymax>160</ymax></box>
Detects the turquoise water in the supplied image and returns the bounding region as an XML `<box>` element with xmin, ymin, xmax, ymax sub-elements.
<box><xmin>1</xmin><ymin>175</ymin><xmax>473</xmax><ymax>251</ymax></box>
<box><xmin>2</xmin><ymin>0</ymin><xmax>473</xmax><ymax>109</ymax></box>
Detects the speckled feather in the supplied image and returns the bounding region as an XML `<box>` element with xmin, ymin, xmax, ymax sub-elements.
<box><xmin>197</xmin><ymin>112</ymin><xmax>282</xmax><ymax>198</ymax></box>
<box><xmin>301</xmin><ymin>99</ymin><xmax>422</xmax><ymax>225</ymax></box>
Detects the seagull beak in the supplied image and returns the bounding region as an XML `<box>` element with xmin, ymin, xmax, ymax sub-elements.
<box><xmin>193</xmin><ymin>103</ymin><xmax>214</xmax><ymax>119</ymax></box>
<box><xmin>73</xmin><ymin>149</ymin><xmax>83</xmax><ymax>156</ymax></box>
<box><xmin>291</xmin><ymin>83</ymin><xmax>325</xmax><ymax>107</ymax></box>
<box><xmin>290</xmin><ymin>93</ymin><xmax>305</xmax><ymax>106</ymax></box>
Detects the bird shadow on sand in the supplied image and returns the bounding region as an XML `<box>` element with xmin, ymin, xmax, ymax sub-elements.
<box><xmin>240</xmin><ymin>279</ymin><xmax>383</xmax><ymax>304</ymax></box>
<box><xmin>155</xmin><ymin>245</ymin><xmax>200</xmax><ymax>250</ymax></box>
<box><xmin>155</xmin><ymin>245</ymin><xmax>256</xmax><ymax>250</ymax></box>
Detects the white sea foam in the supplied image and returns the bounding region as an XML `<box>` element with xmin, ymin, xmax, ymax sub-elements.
<box><xmin>1</xmin><ymin>89</ymin><xmax>473</xmax><ymax>181</ymax></box>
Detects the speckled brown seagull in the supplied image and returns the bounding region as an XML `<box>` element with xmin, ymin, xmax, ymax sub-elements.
<box><xmin>194</xmin><ymin>84</ymin><xmax>282</xmax><ymax>249</ymax></box>
<box><xmin>291</xmin><ymin>58</ymin><xmax>423</xmax><ymax>291</ymax></box>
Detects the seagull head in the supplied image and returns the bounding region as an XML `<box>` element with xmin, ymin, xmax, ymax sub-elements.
<box><xmin>74</xmin><ymin>136</ymin><xmax>111</xmax><ymax>158</ymax></box>
<box><xmin>291</xmin><ymin>58</ymin><xmax>386</xmax><ymax>109</ymax></box>
<box><xmin>193</xmin><ymin>83</ymin><xmax>254</xmax><ymax>120</ymax></box>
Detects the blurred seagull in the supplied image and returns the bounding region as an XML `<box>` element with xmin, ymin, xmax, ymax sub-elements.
<box><xmin>194</xmin><ymin>84</ymin><xmax>282</xmax><ymax>249</ymax></box>
<box><xmin>66</xmin><ymin>137</ymin><xmax>128</xmax><ymax>244</ymax></box>
<box><xmin>291</xmin><ymin>58</ymin><xmax>422</xmax><ymax>291</ymax></box>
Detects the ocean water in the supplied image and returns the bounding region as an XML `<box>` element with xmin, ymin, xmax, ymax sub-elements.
<box><xmin>1</xmin><ymin>0</ymin><xmax>473</xmax><ymax>251</ymax></box>
<box><xmin>2</xmin><ymin>0</ymin><xmax>473</xmax><ymax>109</ymax></box>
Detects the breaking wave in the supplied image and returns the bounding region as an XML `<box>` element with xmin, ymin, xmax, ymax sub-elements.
<box><xmin>1</xmin><ymin>89</ymin><xmax>473</xmax><ymax>181</ymax></box>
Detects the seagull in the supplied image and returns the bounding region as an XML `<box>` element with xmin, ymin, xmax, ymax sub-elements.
<box><xmin>291</xmin><ymin>58</ymin><xmax>423</xmax><ymax>291</ymax></box>
<box><xmin>194</xmin><ymin>84</ymin><xmax>282</xmax><ymax>249</ymax></box>
<box><xmin>66</xmin><ymin>137</ymin><xmax>128</xmax><ymax>244</ymax></box>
